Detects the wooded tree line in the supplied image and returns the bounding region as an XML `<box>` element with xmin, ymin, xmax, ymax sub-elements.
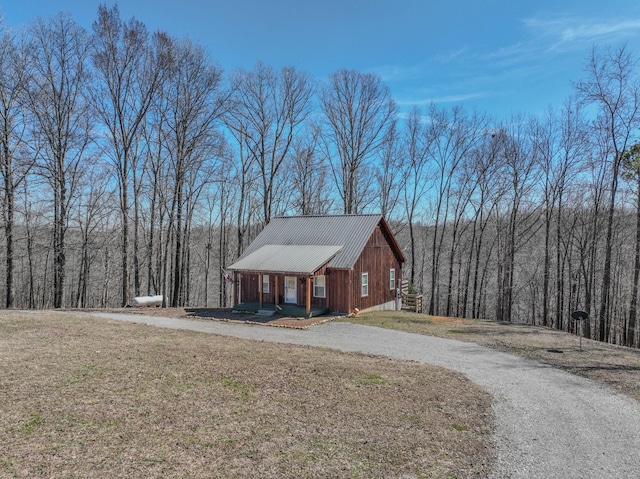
<box><xmin>1</xmin><ymin>7</ymin><xmax>640</xmax><ymax>347</ymax></box>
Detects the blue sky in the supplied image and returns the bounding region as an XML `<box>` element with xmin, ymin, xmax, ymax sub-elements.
<box><xmin>2</xmin><ymin>0</ymin><xmax>640</xmax><ymax>120</ymax></box>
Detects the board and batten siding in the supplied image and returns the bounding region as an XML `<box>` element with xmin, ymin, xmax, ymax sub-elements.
<box><xmin>326</xmin><ymin>224</ymin><xmax>403</xmax><ymax>313</ymax></box>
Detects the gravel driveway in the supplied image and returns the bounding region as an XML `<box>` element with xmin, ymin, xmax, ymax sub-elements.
<box><xmin>88</xmin><ymin>312</ymin><xmax>640</xmax><ymax>478</ymax></box>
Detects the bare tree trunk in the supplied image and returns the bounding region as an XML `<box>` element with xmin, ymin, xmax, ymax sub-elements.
<box><xmin>121</xmin><ymin>191</ymin><xmax>130</xmax><ymax>306</ymax></box>
<box><xmin>27</xmin><ymin>14</ymin><xmax>92</xmax><ymax>309</ymax></box>
<box><xmin>630</xmin><ymin>201</ymin><xmax>640</xmax><ymax>347</ymax></box>
<box><xmin>22</xmin><ymin>189</ymin><xmax>36</xmax><ymax>309</ymax></box>
<box><xmin>0</xmin><ymin>28</ymin><xmax>32</xmax><ymax>309</ymax></box>
<box><xmin>3</xmin><ymin>173</ymin><xmax>14</xmax><ymax>308</ymax></box>
<box><xmin>598</xmin><ymin>157</ymin><xmax>621</xmax><ymax>342</ymax></box>
<box><xmin>625</xmin><ymin>147</ymin><xmax>640</xmax><ymax>347</ymax></box>
<box><xmin>542</xmin><ymin>206</ymin><xmax>552</xmax><ymax>327</ymax></box>
<box><xmin>171</xmin><ymin>182</ymin><xmax>183</xmax><ymax>307</ymax></box>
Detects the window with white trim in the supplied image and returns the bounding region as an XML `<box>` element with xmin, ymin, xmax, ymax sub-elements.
<box><xmin>314</xmin><ymin>275</ymin><xmax>326</xmax><ymax>298</ymax></box>
<box><xmin>361</xmin><ymin>272</ymin><xmax>369</xmax><ymax>297</ymax></box>
<box><xmin>390</xmin><ymin>268</ymin><xmax>395</xmax><ymax>290</ymax></box>
<box><xmin>262</xmin><ymin>274</ymin><xmax>269</xmax><ymax>294</ymax></box>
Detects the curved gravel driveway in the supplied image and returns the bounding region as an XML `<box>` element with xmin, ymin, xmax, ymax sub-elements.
<box><xmin>87</xmin><ymin>313</ymin><xmax>640</xmax><ymax>478</ymax></box>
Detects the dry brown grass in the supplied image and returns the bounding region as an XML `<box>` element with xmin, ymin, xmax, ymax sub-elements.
<box><xmin>0</xmin><ymin>311</ymin><xmax>494</xmax><ymax>478</ymax></box>
<box><xmin>349</xmin><ymin>311</ymin><xmax>640</xmax><ymax>402</ymax></box>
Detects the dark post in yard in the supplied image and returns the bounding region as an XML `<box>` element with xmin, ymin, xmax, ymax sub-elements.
<box><xmin>572</xmin><ymin>310</ymin><xmax>588</xmax><ymax>351</ymax></box>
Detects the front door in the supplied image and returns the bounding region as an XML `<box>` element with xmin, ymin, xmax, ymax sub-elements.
<box><xmin>284</xmin><ymin>276</ymin><xmax>297</xmax><ymax>303</ymax></box>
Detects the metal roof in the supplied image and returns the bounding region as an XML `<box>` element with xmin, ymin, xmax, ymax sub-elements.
<box><xmin>228</xmin><ymin>244</ymin><xmax>343</xmax><ymax>275</ymax></box>
<box><xmin>231</xmin><ymin>214</ymin><xmax>396</xmax><ymax>270</ymax></box>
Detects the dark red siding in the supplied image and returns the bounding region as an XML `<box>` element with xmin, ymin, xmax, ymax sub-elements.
<box><xmin>350</xmin><ymin>224</ymin><xmax>402</xmax><ymax>312</ymax></box>
<box><xmin>325</xmin><ymin>269</ymin><xmax>351</xmax><ymax>313</ymax></box>
<box><xmin>325</xmin><ymin>225</ymin><xmax>402</xmax><ymax>313</ymax></box>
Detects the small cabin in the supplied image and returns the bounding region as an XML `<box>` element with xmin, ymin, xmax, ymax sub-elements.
<box><xmin>227</xmin><ymin>214</ymin><xmax>404</xmax><ymax>317</ymax></box>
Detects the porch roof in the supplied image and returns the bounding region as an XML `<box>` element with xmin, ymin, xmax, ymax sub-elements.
<box><xmin>227</xmin><ymin>244</ymin><xmax>343</xmax><ymax>275</ymax></box>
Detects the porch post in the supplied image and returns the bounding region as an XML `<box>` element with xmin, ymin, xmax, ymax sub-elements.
<box><xmin>347</xmin><ymin>270</ymin><xmax>352</xmax><ymax>314</ymax></box>
<box><xmin>306</xmin><ymin>277</ymin><xmax>311</xmax><ymax>315</ymax></box>
<box><xmin>259</xmin><ymin>273</ymin><xmax>263</xmax><ymax>309</ymax></box>
<box><xmin>275</xmin><ymin>277</ymin><xmax>279</xmax><ymax>309</ymax></box>
<box><xmin>233</xmin><ymin>272</ymin><xmax>238</xmax><ymax>305</ymax></box>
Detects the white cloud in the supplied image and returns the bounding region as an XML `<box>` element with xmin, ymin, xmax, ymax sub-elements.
<box><xmin>368</xmin><ymin>64</ymin><xmax>424</xmax><ymax>82</ymax></box>
<box><xmin>435</xmin><ymin>47</ymin><xmax>470</xmax><ymax>63</ymax></box>
<box><xmin>396</xmin><ymin>92</ymin><xmax>487</xmax><ymax>107</ymax></box>
<box><xmin>524</xmin><ymin>16</ymin><xmax>640</xmax><ymax>50</ymax></box>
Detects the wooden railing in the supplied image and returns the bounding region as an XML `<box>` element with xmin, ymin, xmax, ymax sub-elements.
<box><xmin>402</xmin><ymin>294</ymin><xmax>423</xmax><ymax>313</ymax></box>
<box><xmin>401</xmin><ymin>280</ymin><xmax>424</xmax><ymax>313</ymax></box>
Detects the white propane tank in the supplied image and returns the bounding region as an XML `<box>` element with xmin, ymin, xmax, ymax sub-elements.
<box><xmin>132</xmin><ymin>295</ymin><xmax>163</xmax><ymax>307</ymax></box>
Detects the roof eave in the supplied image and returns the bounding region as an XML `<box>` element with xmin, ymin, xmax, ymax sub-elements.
<box><xmin>379</xmin><ymin>217</ymin><xmax>406</xmax><ymax>264</ymax></box>
<box><xmin>228</xmin><ymin>268</ymin><xmax>323</xmax><ymax>276</ymax></box>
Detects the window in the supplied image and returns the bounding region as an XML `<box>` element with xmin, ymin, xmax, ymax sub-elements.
<box><xmin>262</xmin><ymin>275</ymin><xmax>269</xmax><ymax>294</ymax></box>
<box><xmin>314</xmin><ymin>275</ymin><xmax>326</xmax><ymax>298</ymax></box>
<box><xmin>361</xmin><ymin>273</ymin><xmax>369</xmax><ymax>297</ymax></box>
<box><xmin>390</xmin><ymin>268</ymin><xmax>396</xmax><ymax>290</ymax></box>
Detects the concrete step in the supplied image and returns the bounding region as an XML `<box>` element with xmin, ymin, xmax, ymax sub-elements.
<box><xmin>256</xmin><ymin>309</ymin><xmax>276</xmax><ymax>317</ymax></box>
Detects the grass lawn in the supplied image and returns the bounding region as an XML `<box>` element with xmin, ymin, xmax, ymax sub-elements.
<box><xmin>346</xmin><ymin>311</ymin><xmax>640</xmax><ymax>402</ymax></box>
<box><xmin>0</xmin><ymin>312</ymin><xmax>494</xmax><ymax>478</ymax></box>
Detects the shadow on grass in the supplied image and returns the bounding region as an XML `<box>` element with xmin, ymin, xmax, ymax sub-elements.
<box><xmin>572</xmin><ymin>365</ymin><xmax>640</xmax><ymax>372</ymax></box>
<box><xmin>448</xmin><ymin>327</ymin><xmax>543</xmax><ymax>336</ymax></box>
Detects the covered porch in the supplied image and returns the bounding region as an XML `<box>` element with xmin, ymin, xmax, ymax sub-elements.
<box><xmin>228</xmin><ymin>244</ymin><xmax>342</xmax><ymax>317</ymax></box>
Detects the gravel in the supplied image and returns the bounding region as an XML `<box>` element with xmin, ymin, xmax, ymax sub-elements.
<box><xmin>86</xmin><ymin>312</ymin><xmax>640</xmax><ymax>478</ymax></box>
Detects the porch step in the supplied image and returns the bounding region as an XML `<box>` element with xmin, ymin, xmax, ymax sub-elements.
<box><xmin>256</xmin><ymin>309</ymin><xmax>276</xmax><ymax>317</ymax></box>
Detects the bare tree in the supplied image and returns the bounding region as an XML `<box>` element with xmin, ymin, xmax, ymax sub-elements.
<box><xmin>211</xmin><ymin>142</ymin><xmax>237</xmax><ymax>307</ymax></box>
<box><xmin>543</xmin><ymin>99</ymin><xmax>590</xmax><ymax>329</ymax></box>
<box><xmin>440</xmin><ymin>111</ymin><xmax>488</xmax><ymax>317</ymax></box>
<box><xmin>223</xmin><ymin>110</ymin><xmax>258</xmax><ymax>257</ymax></box>
<box><xmin>73</xmin><ymin>165</ymin><xmax>113</xmax><ymax>308</ymax></box>
<box><xmin>290</xmin><ymin>125</ymin><xmax>332</xmax><ymax>215</ymax></box>
<box><xmin>91</xmin><ymin>4</ymin><xmax>171</xmax><ymax>306</ymax></box>
<box><xmin>426</xmin><ymin>105</ymin><xmax>484</xmax><ymax>315</ymax></box>
<box><xmin>445</xmin><ymin>156</ymin><xmax>479</xmax><ymax>317</ymax></box>
<box><xmin>159</xmin><ymin>37</ymin><xmax>224</xmax><ymax>307</ymax></box>
<box><xmin>576</xmin><ymin>45</ymin><xmax>640</xmax><ymax>341</ymax></box>
<box><xmin>528</xmin><ymin>106</ymin><xmax>586</xmax><ymax>327</ymax></box>
<box><xmin>142</xmin><ymin>103</ymin><xmax>167</xmax><ymax>297</ymax></box>
<box><xmin>19</xmin><ymin>180</ymin><xmax>38</xmax><ymax>308</ymax></box>
<box><xmin>374</xmin><ymin>119</ymin><xmax>404</xmax><ymax>220</ymax></box>
<box><xmin>623</xmin><ymin>142</ymin><xmax>640</xmax><ymax>347</ymax></box>
<box><xmin>570</xmin><ymin>136</ymin><xmax>610</xmax><ymax>340</ymax></box>
<box><xmin>401</xmin><ymin>107</ymin><xmax>431</xmax><ymax>287</ymax></box>
<box><xmin>492</xmin><ymin>117</ymin><xmax>542</xmax><ymax>322</ymax></box>
<box><xmin>530</xmin><ymin>109</ymin><xmax>559</xmax><ymax>327</ymax></box>
<box><xmin>465</xmin><ymin>136</ymin><xmax>504</xmax><ymax>319</ymax></box>
<box><xmin>25</xmin><ymin>13</ymin><xmax>93</xmax><ymax>308</ymax></box>
<box><xmin>225</xmin><ymin>62</ymin><xmax>314</xmax><ymax>224</ymax></box>
<box><xmin>320</xmin><ymin>69</ymin><xmax>397</xmax><ymax>214</ymax></box>
<box><xmin>0</xmin><ymin>24</ymin><xmax>33</xmax><ymax>308</ymax></box>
